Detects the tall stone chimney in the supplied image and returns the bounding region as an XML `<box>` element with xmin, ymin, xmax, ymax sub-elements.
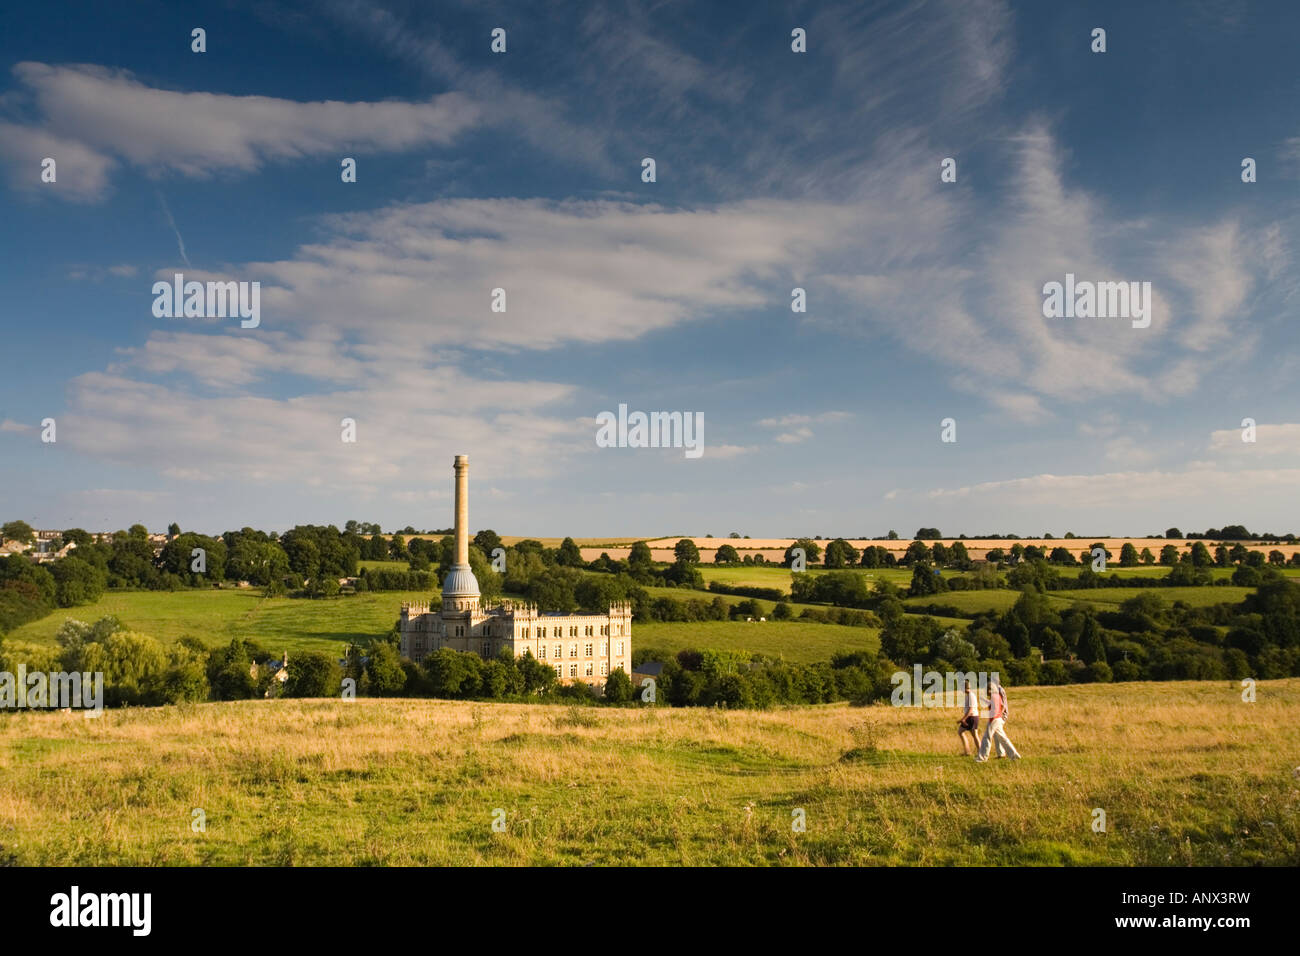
<box><xmin>441</xmin><ymin>454</ymin><xmax>480</xmax><ymax>611</ymax></box>
<box><xmin>454</xmin><ymin>454</ymin><xmax>470</xmax><ymax>565</ymax></box>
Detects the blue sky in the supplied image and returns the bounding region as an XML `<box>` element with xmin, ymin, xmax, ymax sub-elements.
<box><xmin>1</xmin><ymin>0</ymin><xmax>1297</xmax><ymax>538</ymax></box>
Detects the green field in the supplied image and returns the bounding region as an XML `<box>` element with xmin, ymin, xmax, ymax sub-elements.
<box><xmin>3</xmin><ymin>679</ymin><xmax>1296</xmax><ymax>865</ymax></box>
<box><xmin>358</xmin><ymin>560</ymin><xmax>413</xmax><ymax>573</ymax></box>
<box><xmin>698</xmin><ymin>564</ymin><xmax>915</xmax><ymax>591</ymax></box>
<box><xmin>901</xmin><ymin>590</ymin><xmax>1029</xmax><ymax>615</ymax></box>
<box><xmin>1074</xmin><ymin>565</ymin><xmax>1300</xmax><ymax>580</ymax></box>
<box><xmin>637</xmin><ymin>584</ymin><xmax>826</xmax><ymax>617</ymax></box>
<box><xmin>5</xmin><ymin>589</ymin><xmax>428</xmax><ymax>656</ymax></box>
<box><xmin>1052</xmin><ymin>587</ymin><xmax>1254</xmax><ymax>608</ymax></box>
<box><xmin>633</xmin><ymin>620</ymin><xmax>879</xmax><ymax>663</ymax></box>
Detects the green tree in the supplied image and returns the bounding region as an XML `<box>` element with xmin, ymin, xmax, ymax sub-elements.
<box><xmin>365</xmin><ymin>642</ymin><xmax>408</xmax><ymax>695</ymax></box>
<box><xmin>51</xmin><ymin>556</ymin><xmax>106</xmax><ymax>607</ymax></box>
<box><xmin>284</xmin><ymin>536</ymin><xmax>322</xmax><ymax>580</ymax></box>
<box><xmin>516</xmin><ymin>651</ymin><xmax>557</xmax><ymax>695</ymax></box>
<box><xmin>79</xmin><ymin>630</ymin><xmax>169</xmax><ymax>706</ymax></box>
<box><xmin>285</xmin><ymin>651</ymin><xmax>341</xmax><ymax>698</ymax></box>
<box><xmin>714</xmin><ymin>544</ymin><xmax>740</xmax><ymax>564</ymax></box>
<box><xmin>914</xmin><ymin>527</ymin><xmax>942</xmax><ymax>540</ymax></box>
<box><xmin>1119</xmin><ymin>543</ymin><xmax>1139</xmax><ymax>567</ymax></box>
<box><xmin>628</xmin><ymin>541</ymin><xmax>654</xmax><ymax>575</ymax></box>
<box><xmin>1231</xmin><ymin>564</ymin><xmax>1262</xmax><ymax>587</ymax></box>
<box><xmin>823</xmin><ymin>538</ymin><xmax>859</xmax><ymax>568</ymax></box>
<box><xmin>158</xmin><ymin>652</ymin><xmax>210</xmax><ymax>703</ymax></box>
<box><xmin>673</xmin><ymin>538</ymin><xmax>700</xmax><ymax>565</ymax></box>
<box><xmin>473</xmin><ymin>529</ymin><xmax>503</xmax><ymax>556</ymax></box>
<box><xmin>1159</xmin><ymin>544</ymin><xmax>1180</xmax><ymax>566</ymax></box>
<box><xmin>61</xmin><ymin>528</ymin><xmax>94</xmax><ymax>550</ymax></box>
<box><xmin>467</xmin><ymin>546</ymin><xmax>503</xmax><ymax>606</ymax></box>
<box><xmin>365</xmin><ymin>534</ymin><xmax>390</xmax><ymax>561</ymax></box>
<box><xmin>479</xmin><ymin>658</ymin><xmax>511</xmax><ymax>698</ymax></box>
<box><xmin>0</xmin><ymin>554</ymin><xmax>57</xmax><ymax>606</ymax></box>
<box><xmin>949</xmin><ymin>541</ymin><xmax>972</xmax><ymax>569</ymax></box>
<box><xmin>1077</xmin><ymin>616</ymin><xmax>1107</xmax><ymax>665</ymax></box>
<box><xmin>909</xmin><ymin>563</ymin><xmax>946</xmax><ymax>597</ymax></box>
<box><xmin>902</xmin><ymin>540</ymin><xmax>931</xmax><ymax>566</ymax></box>
<box><xmin>783</xmin><ymin>539</ymin><xmax>821</xmax><ymax>567</ymax></box>
<box><xmin>314</xmin><ymin>575</ymin><xmax>341</xmax><ymax>598</ymax></box>
<box><xmin>603</xmin><ymin>666</ymin><xmax>634</xmax><ymax>702</ymax></box>
<box><xmin>424</xmin><ymin>648</ymin><xmax>480</xmax><ymax>697</ymax></box>
<box><xmin>206</xmin><ymin>639</ymin><xmax>265</xmax><ymax>700</ymax></box>
<box><xmin>389</xmin><ymin>534</ymin><xmax>409</xmax><ymax>561</ymax></box>
<box><xmin>1040</xmin><ymin>627</ymin><xmax>1067</xmax><ymax>659</ymax></box>
<box><xmin>1</xmin><ymin>521</ymin><xmax>34</xmax><ymax>546</ymax></box>
<box><xmin>160</xmin><ymin>533</ymin><xmax>227</xmax><ymax>582</ymax></box>
<box><xmin>557</xmin><ymin>537</ymin><xmax>585</xmax><ymax>567</ymax></box>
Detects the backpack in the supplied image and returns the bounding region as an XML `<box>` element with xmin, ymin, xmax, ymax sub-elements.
<box><xmin>997</xmin><ymin>686</ymin><xmax>1009</xmax><ymax>721</ymax></box>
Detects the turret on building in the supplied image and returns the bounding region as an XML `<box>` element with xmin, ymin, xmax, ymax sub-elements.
<box><xmin>399</xmin><ymin>455</ymin><xmax>632</xmax><ymax>689</ymax></box>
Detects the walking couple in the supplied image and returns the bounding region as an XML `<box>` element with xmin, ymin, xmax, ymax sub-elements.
<box><xmin>959</xmin><ymin>678</ymin><xmax>1021</xmax><ymax>761</ymax></box>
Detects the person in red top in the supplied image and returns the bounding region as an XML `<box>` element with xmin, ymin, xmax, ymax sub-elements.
<box><xmin>975</xmin><ymin>679</ymin><xmax>1021</xmax><ymax>761</ymax></box>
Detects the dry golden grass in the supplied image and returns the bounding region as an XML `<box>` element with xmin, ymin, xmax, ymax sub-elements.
<box><xmin>1</xmin><ymin>680</ymin><xmax>1297</xmax><ymax>866</ymax></box>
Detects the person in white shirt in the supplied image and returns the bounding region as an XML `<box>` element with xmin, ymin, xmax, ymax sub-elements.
<box><xmin>958</xmin><ymin>679</ymin><xmax>980</xmax><ymax>755</ymax></box>
<box><xmin>975</xmin><ymin>679</ymin><xmax>1021</xmax><ymax>761</ymax></box>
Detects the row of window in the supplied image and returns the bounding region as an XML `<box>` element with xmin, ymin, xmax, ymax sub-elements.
<box><xmin>407</xmin><ymin>637</ymin><xmax>627</xmax><ymax>659</ymax></box>
<box><xmin>431</xmin><ymin>623</ymin><xmax>628</xmax><ymax>640</ymax></box>
<box><xmin>551</xmin><ymin>661</ymin><xmax>608</xmax><ymax>678</ymax></box>
<box><xmin>536</xmin><ymin>642</ymin><xmax>625</xmax><ymax>659</ymax></box>
<box><xmin>523</xmin><ymin>624</ymin><xmax>609</xmax><ymax>638</ymax></box>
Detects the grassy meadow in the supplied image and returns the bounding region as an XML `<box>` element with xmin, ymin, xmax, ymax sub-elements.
<box><xmin>1</xmin><ymin>679</ymin><xmax>1296</xmax><ymax>866</ymax></box>
<box><xmin>699</xmin><ymin>564</ymin><xmax>915</xmax><ymax>589</ymax></box>
<box><xmin>1052</xmin><ymin>587</ymin><xmax>1255</xmax><ymax>607</ymax></box>
<box><xmin>4</xmin><ymin>588</ymin><xmax>422</xmax><ymax>657</ymax></box>
<box><xmin>633</xmin><ymin>620</ymin><xmax>879</xmax><ymax>663</ymax></box>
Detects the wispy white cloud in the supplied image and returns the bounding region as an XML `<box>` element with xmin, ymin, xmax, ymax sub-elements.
<box><xmin>1208</xmin><ymin>422</ymin><xmax>1300</xmax><ymax>457</ymax></box>
<box><xmin>0</xmin><ymin>61</ymin><xmax>481</xmax><ymax>199</ymax></box>
<box><xmin>156</xmin><ymin>192</ymin><xmax>190</xmax><ymax>267</ymax></box>
<box><xmin>243</xmin><ymin>196</ymin><xmax>849</xmax><ymax>351</ymax></box>
<box><xmin>916</xmin><ymin>465</ymin><xmax>1300</xmax><ymax>509</ymax></box>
